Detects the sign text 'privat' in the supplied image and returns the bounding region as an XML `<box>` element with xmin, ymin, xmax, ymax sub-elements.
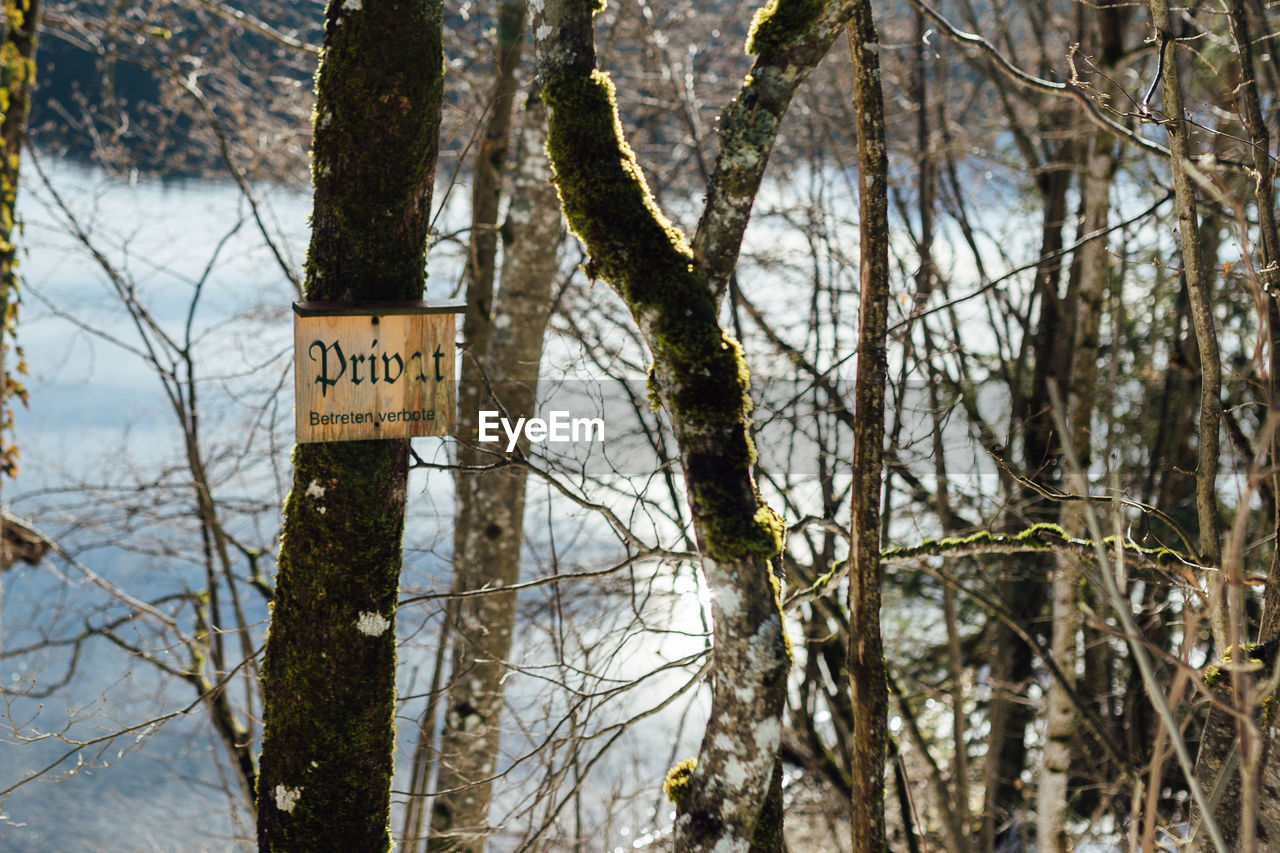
<box><xmin>293</xmin><ymin>301</ymin><xmax>458</xmax><ymax>443</ymax></box>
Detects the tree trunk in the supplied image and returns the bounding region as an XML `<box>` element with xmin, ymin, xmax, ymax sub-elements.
<box><xmin>1147</xmin><ymin>0</ymin><xmax>1222</xmax><ymax>613</ymax></box>
<box><xmin>417</xmin><ymin>3</ymin><xmax>531</xmax><ymax>848</ymax></box>
<box><xmin>256</xmin><ymin>1</ymin><xmax>444</xmax><ymax>850</ymax></box>
<box><xmin>536</xmin><ymin>12</ymin><xmax>777</xmax><ymax>853</ymax></box>
<box><xmin>454</xmin><ymin>0</ymin><xmax>526</xmax><ymax>476</ymax></box>
<box><xmin>846</xmin><ymin>6</ymin><xmax>891</xmax><ymax>852</ymax></box>
<box><xmin>427</xmin><ymin>95</ymin><xmax>562</xmax><ymax>853</ymax></box>
<box><xmin>0</xmin><ymin>0</ymin><xmax>41</xmax><ymax>657</ymax></box>
<box><xmin>1193</xmin><ymin>1</ymin><xmax>1280</xmax><ymax>848</ymax></box>
<box><xmin>1140</xmin><ymin>3</ymin><xmax>1229</xmax><ymax>848</ymax></box>
<box><xmin>1037</xmin><ymin>123</ymin><xmax>1115</xmax><ymax>853</ymax></box>
<box><xmin>984</xmin><ymin>149</ymin><xmax>1072</xmax><ymax>852</ymax></box>
<box><xmin>533</xmin><ymin>3</ymin><xmax>863</xmax><ymax>849</ymax></box>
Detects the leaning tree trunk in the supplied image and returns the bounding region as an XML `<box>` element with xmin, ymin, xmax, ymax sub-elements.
<box><xmin>1191</xmin><ymin>1</ymin><xmax>1280</xmax><ymax>849</ymax></box>
<box><xmin>537</xmin><ymin>58</ymin><xmax>788</xmax><ymax>850</ymax></box>
<box><xmin>426</xmin><ymin>96</ymin><xmax>562</xmax><ymax>853</ymax></box>
<box><xmin>255</xmin><ymin>1</ymin><xmax>444</xmax><ymax>850</ymax></box>
<box><xmin>1141</xmin><ymin>0</ymin><xmax>1227</xmax><ymax>849</ymax></box>
<box><xmin>534</xmin><ymin>2</ymin><xmax>864</xmax><ymax>850</ymax></box>
<box><xmin>846</xmin><ymin>5</ymin><xmax>891</xmax><ymax>853</ymax></box>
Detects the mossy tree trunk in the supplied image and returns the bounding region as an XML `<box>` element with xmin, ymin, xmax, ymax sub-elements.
<box><xmin>426</xmin><ymin>96</ymin><xmax>562</xmax><ymax>853</ymax></box>
<box><xmin>0</xmin><ymin>0</ymin><xmax>40</xmax><ymax>608</ymax></box>
<box><xmin>255</xmin><ymin>1</ymin><xmax>443</xmax><ymax>850</ymax></box>
<box><xmin>534</xmin><ymin>1</ymin><xmax>861</xmax><ymax>850</ymax></box>
<box><xmin>845</xmin><ymin>4</ymin><xmax>891</xmax><ymax>852</ymax></box>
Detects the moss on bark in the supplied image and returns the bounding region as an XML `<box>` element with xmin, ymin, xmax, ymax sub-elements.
<box><xmin>540</xmin><ymin>21</ymin><xmax>790</xmax><ymax>848</ymax></box>
<box><xmin>259</xmin><ymin>443</ymin><xmax>410</xmax><ymax>850</ymax></box>
<box><xmin>746</xmin><ymin>0</ymin><xmax>826</xmax><ymax>55</ymax></box>
<box><xmin>541</xmin><ymin>67</ymin><xmax>783</xmax><ymax>566</ymax></box>
<box><xmin>0</xmin><ymin>0</ymin><xmax>38</xmax><ymax>478</ymax></box>
<box><xmin>304</xmin><ymin>0</ymin><xmax>443</xmax><ymax>302</ymax></box>
<box><xmin>257</xmin><ymin>0</ymin><xmax>443</xmax><ymax>849</ymax></box>
<box><xmin>663</xmin><ymin>757</ymin><xmax>697</xmax><ymax>805</ymax></box>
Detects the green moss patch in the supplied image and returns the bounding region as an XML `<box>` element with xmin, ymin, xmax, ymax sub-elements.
<box><xmin>746</xmin><ymin>0</ymin><xmax>825</xmax><ymax>55</ymax></box>
<box><xmin>663</xmin><ymin>757</ymin><xmax>697</xmax><ymax>804</ymax></box>
<box><xmin>543</xmin><ymin>67</ymin><xmax>782</xmax><ymax>567</ymax></box>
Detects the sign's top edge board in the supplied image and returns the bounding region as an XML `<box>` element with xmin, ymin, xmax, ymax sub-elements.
<box><xmin>293</xmin><ymin>300</ymin><xmax>467</xmax><ymax>317</ymax></box>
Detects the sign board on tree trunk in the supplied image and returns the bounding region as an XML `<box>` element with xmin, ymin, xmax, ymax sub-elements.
<box><xmin>294</xmin><ymin>301</ymin><xmax>461</xmax><ymax>443</ymax></box>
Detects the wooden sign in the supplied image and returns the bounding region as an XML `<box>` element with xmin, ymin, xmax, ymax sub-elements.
<box><xmin>293</xmin><ymin>301</ymin><xmax>460</xmax><ymax>443</ymax></box>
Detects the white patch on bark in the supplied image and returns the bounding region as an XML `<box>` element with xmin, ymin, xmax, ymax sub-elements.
<box><xmin>346</xmin><ymin>0</ymin><xmax>362</xmax><ymax>9</ymax></box>
<box><xmin>355</xmin><ymin>611</ymin><xmax>391</xmax><ymax>636</ymax></box>
<box><xmin>305</xmin><ymin>480</ymin><xmax>325</xmax><ymax>499</ymax></box>
<box><xmin>711</xmin><ymin>837</ymin><xmax>740</xmax><ymax>853</ymax></box>
<box><xmin>732</xmin><ymin>615</ymin><xmax>784</xmax><ymax>702</ymax></box>
<box><xmin>754</xmin><ymin>717</ymin><xmax>781</xmax><ymax>752</ymax></box>
<box><xmin>714</xmin><ymin>585</ymin><xmax>741</xmax><ymax>616</ymax></box>
<box><xmin>536</xmin><ymin>24</ymin><xmax>552</xmax><ymax>41</ymax></box>
<box><xmin>274</xmin><ymin>784</ymin><xmax>302</xmax><ymax>813</ymax></box>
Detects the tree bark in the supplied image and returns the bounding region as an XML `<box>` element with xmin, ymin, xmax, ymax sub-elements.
<box><xmin>1223</xmin><ymin>0</ymin><xmax>1280</xmax><ymax>643</ymax></box>
<box><xmin>1147</xmin><ymin>0</ymin><xmax>1222</xmax><ymax>615</ymax></box>
<box><xmin>418</xmin><ymin>3</ymin><xmax>533</xmax><ymax>848</ymax></box>
<box><xmin>0</xmin><ymin>0</ymin><xmax>41</xmax><ymax>657</ymax></box>
<box><xmin>454</xmin><ymin>0</ymin><xmax>526</xmax><ymax>472</ymax></box>
<box><xmin>533</xmin><ymin>3</ymin><xmax>869</xmax><ymax>848</ymax></box>
<box><xmin>983</xmin><ymin>150</ymin><xmax>1072</xmax><ymax>853</ymax></box>
<box><xmin>1192</xmin><ymin>2</ymin><xmax>1280</xmax><ymax>848</ymax></box>
<box><xmin>426</xmin><ymin>95</ymin><xmax>562</xmax><ymax>853</ymax></box>
<box><xmin>846</xmin><ymin>4</ymin><xmax>891</xmax><ymax>852</ymax></box>
<box><xmin>1037</xmin><ymin>123</ymin><xmax>1115</xmax><ymax>853</ymax></box>
<box><xmin>256</xmin><ymin>1</ymin><xmax>443</xmax><ymax>850</ymax></box>
<box><xmin>533</xmin><ymin>3</ymin><xmax>862</xmax><ymax>849</ymax></box>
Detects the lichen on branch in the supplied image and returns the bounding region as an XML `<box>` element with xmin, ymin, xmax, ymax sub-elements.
<box><xmin>790</xmin><ymin>523</ymin><xmax>1202</xmax><ymax>610</ymax></box>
